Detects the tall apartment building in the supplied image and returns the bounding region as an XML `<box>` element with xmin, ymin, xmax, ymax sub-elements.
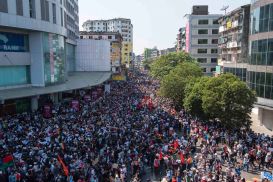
<box><xmin>218</xmin><ymin>5</ymin><xmax>251</xmax><ymax>81</ymax></box>
<box><xmin>176</xmin><ymin>27</ymin><xmax>186</xmax><ymax>52</ymax></box>
<box><xmin>144</xmin><ymin>47</ymin><xmax>159</xmax><ymax>60</ymax></box>
<box><xmin>185</xmin><ymin>6</ymin><xmax>221</xmax><ymax>76</ymax></box>
<box><xmin>82</xmin><ymin>18</ymin><xmax>133</xmax><ymax>67</ymax></box>
<box><xmin>247</xmin><ymin>0</ymin><xmax>273</xmax><ymax>130</ymax></box>
<box><xmin>79</xmin><ymin>31</ymin><xmax>123</xmax><ymax>73</ymax></box>
<box><xmin>0</xmin><ymin>0</ymin><xmax>110</xmax><ymax>115</ymax></box>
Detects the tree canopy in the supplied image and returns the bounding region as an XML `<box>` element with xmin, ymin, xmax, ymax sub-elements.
<box><xmin>159</xmin><ymin>62</ymin><xmax>202</xmax><ymax>105</ymax></box>
<box><xmin>150</xmin><ymin>52</ymin><xmax>195</xmax><ymax>80</ymax></box>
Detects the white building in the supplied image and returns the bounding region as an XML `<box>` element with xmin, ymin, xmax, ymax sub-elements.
<box><xmin>0</xmin><ymin>0</ymin><xmax>111</xmax><ymax>115</ymax></box>
<box><xmin>185</xmin><ymin>6</ymin><xmax>221</xmax><ymax>76</ymax></box>
<box><xmin>82</xmin><ymin>18</ymin><xmax>133</xmax><ymax>66</ymax></box>
<box><xmin>76</xmin><ymin>40</ymin><xmax>111</xmax><ymax>72</ymax></box>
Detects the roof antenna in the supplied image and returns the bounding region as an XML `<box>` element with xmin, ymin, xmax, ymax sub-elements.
<box><xmin>221</xmin><ymin>5</ymin><xmax>229</xmax><ymax>15</ymax></box>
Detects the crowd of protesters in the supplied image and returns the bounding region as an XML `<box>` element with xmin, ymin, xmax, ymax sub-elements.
<box><xmin>0</xmin><ymin>70</ymin><xmax>273</xmax><ymax>182</ymax></box>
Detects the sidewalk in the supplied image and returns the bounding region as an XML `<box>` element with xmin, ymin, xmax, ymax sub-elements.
<box><xmin>251</xmin><ymin>108</ymin><xmax>273</xmax><ymax>136</ymax></box>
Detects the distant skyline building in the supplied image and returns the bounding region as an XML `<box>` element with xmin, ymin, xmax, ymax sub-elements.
<box><xmin>185</xmin><ymin>5</ymin><xmax>222</xmax><ymax>76</ymax></box>
<box><xmin>144</xmin><ymin>47</ymin><xmax>159</xmax><ymax>60</ymax></box>
<box><xmin>82</xmin><ymin>18</ymin><xmax>133</xmax><ymax>67</ymax></box>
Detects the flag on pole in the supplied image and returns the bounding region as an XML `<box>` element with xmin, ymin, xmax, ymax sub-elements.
<box><xmin>57</xmin><ymin>155</ymin><xmax>69</xmax><ymax>176</ymax></box>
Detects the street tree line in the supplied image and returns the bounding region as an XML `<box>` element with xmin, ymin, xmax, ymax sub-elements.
<box><xmin>149</xmin><ymin>52</ymin><xmax>256</xmax><ymax>129</ymax></box>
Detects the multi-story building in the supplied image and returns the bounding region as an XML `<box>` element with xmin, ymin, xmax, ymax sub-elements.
<box><xmin>0</xmin><ymin>0</ymin><xmax>110</xmax><ymax>115</ymax></box>
<box><xmin>144</xmin><ymin>47</ymin><xmax>159</xmax><ymax>60</ymax></box>
<box><xmin>247</xmin><ymin>0</ymin><xmax>273</xmax><ymax>129</ymax></box>
<box><xmin>185</xmin><ymin>5</ymin><xmax>221</xmax><ymax>76</ymax></box>
<box><xmin>82</xmin><ymin>18</ymin><xmax>133</xmax><ymax>67</ymax></box>
<box><xmin>159</xmin><ymin>47</ymin><xmax>176</xmax><ymax>56</ymax></box>
<box><xmin>218</xmin><ymin>5</ymin><xmax>251</xmax><ymax>81</ymax></box>
<box><xmin>176</xmin><ymin>27</ymin><xmax>186</xmax><ymax>52</ymax></box>
<box><xmin>79</xmin><ymin>31</ymin><xmax>123</xmax><ymax>72</ymax></box>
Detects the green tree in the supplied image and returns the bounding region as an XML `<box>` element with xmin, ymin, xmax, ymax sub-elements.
<box><xmin>150</xmin><ymin>52</ymin><xmax>194</xmax><ymax>80</ymax></box>
<box><xmin>159</xmin><ymin>62</ymin><xmax>202</xmax><ymax>105</ymax></box>
<box><xmin>183</xmin><ymin>77</ymin><xmax>209</xmax><ymax>119</ymax></box>
<box><xmin>201</xmin><ymin>74</ymin><xmax>256</xmax><ymax>129</ymax></box>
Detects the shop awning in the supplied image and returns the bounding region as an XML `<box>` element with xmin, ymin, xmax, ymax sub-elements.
<box><xmin>0</xmin><ymin>72</ymin><xmax>112</xmax><ymax>100</ymax></box>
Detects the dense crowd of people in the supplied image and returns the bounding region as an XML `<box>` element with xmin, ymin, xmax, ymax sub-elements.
<box><xmin>0</xmin><ymin>70</ymin><xmax>273</xmax><ymax>182</ymax></box>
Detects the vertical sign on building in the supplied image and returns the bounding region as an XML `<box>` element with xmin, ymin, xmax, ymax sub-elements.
<box><xmin>185</xmin><ymin>22</ymin><xmax>190</xmax><ymax>53</ymax></box>
<box><xmin>49</xmin><ymin>34</ymin><xmax>55</xmax><ymax>82</ymax></box>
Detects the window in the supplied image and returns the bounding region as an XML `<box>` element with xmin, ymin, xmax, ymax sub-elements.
<box><xmin>213</xmin><ymin>19</ymin><xmax>219</xmax><ymax>25</ymax></box>
<box><xmin>29</xmin><ymin>0</ymin><xmax>36</xmax><ymax>18</ymax></box>
<box><xmin>89</xmin><ymin>36</ymin><xmax>92</xmax><ymax>39</ymax></box>
<box><xmin>212</xmin><ymin>29</ymin><xmax>219</xmax><ymax>34</ymax></box>
<box><xmin>211</xmin><ymin>58</ymin><xmax>217</xmax><ymax>63</ymax></box>
<box><xmin>212</xmin><ymin>39</ymin><xmax>218</xmax><ymax>44</ymax></box>
<box><xmin>80</xmin><ymin>36</ymin><xmax>83</xmax><ymax>39</ymax></box>
<box><xmin>16</xmin><ymin>0</ymin><xmax>23</xmax><ymax>16</ymax></box>
<box><xmin>0</xmin><ymin>0</ymin><xmax>8</xmax><ymax>13</ymax></box>
<box><xmin>52</xmin><ymin>3</ymin><xmax>56</xmax><ymax>24</ymax></box>
<box><xmin>197</xmin><ymin>58</ymin><xmax>207</xmax><ymax>63</ymax></box>
<box><xmin>211</xmin><ymin>68</ymin><xmax>216</xmax><ymax>72</ymax></box>
<box><xmin>198</xmin><ymin>39</ymin><xmax>208</xmax><ymax>44</ymax></box>
<box><xmin>60</xmin><ymin>8</ymin><xmax>63</xmax><ymax>26</ymax></box>
<box><xmin>211</xmin><ymin>49</ymin><xmax>218</xmax><ymax>54</ymax></box>
<box><xmin>108</xmin><ymin>36</ymin><xmax>112</xmax><ymax>39</ymax></box>
<box><xmin>198</xmin><ymin>49</ymin><xmax>207</xmax><ymax>54</ymax></box>
<box><xmin>203</xmin><ymin>68</ymin><xmax>207</xmax><ymax>72</ymax></box>
<box><xmin>198</xmin><ymin>19</ymin><xmax>209</xmax><ymax>25</ymax></box>
<box><xmin>41</xmin><ymin>0</ymin><xmax>49</xmax><ymax>21</ymax></box>
<box><xmin>198</xmin><ymin>29</ymin><xmax>208</xmax><ymax>34</ymax></box>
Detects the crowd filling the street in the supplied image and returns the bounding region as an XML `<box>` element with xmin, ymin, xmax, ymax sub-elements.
<box><xmin>0</xmin><ymin>70</ymin><xmax>273</xmax><ymax>182</ymax></box>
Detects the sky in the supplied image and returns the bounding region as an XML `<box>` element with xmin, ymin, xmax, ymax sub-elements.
<box><xmin>79</xmin><ymin>0</ymin><xmax>251</xmax><ymax>55</ymax></box>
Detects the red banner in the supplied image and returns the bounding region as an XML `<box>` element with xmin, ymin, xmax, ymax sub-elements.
<box><xmin>71</xmin><ymin>100</ymin><xmax>80</xmax><ymax>111</ymax></box>
<box><xmin>57</xmin><ymin>155</ymin><xmax>69</xmax><ymax>176</ymax></box>
<box><xmin>43</xmin><ymin>105</ymin><xmax>52</xmax><ymax>118</ymax></box>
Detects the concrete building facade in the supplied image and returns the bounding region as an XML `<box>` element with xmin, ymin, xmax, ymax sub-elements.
<box><xmin>185</xmin><ymin>6</ymin><xmax>221</xmax><ymax>76</ymax></box>
<box><xmin>82</xmin><ymin>18</ymin><xmax>133</xmax><ymax>67</ymax></box>
<box><xmin>218</xmin><ymin>5</ymin><xmax>251</xmax><ymax>81</ymax></box>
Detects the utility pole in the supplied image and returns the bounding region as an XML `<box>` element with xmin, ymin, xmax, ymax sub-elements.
<box><xmin>221</xmin><ymin>5</ymin><xmax>229</xmax><ymax>15</ymax></box>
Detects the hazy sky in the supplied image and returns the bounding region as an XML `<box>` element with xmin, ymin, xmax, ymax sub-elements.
<box><xmin>79</xmin><ymin>0</ymin><xmax>251</xmax><ymax>55</ymax></box>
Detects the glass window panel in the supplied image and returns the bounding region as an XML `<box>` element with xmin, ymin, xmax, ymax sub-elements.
<box><xmin>263</xmin><ymin>19</ymin><xmax>269</xmax><ymax>32</ymax></box>
<box><xmin>265</xmin><ymin>5</ymin><xmax>270</xmax><ymax>19</ymax></box>
<box><xmin>260</xmin><ymin>85</ymin><xmax>265</xmax><ymax>97</ymax></box>
<box><xmin>260</xmin><ymin>72</ymin><xmax>265</xmax><ymax>85</ymax></box>
<box><xmin>261</xmin><ymin>52</ymin><xmax>267</xmax><ymax>65</ymax></box>
<box><xmin>266</xmin><ymin>73</ymin><xmax>272</xmax><ymax>86</ymax></box>
<box><xmin>0</xmin><ymin>66</ymin><xmax>30</xmax><ymax>87</ymax></box>
<box><xmin>265</xmin><ymin>86</ymin><xmax>271</xmax><ymax>99</ymax></box>
<box><xmin>256</xmin><ymin>53</ymin><xmax>262</xmax><ymax>65</ymax></box>
<box><xmin>267</xmin><ymin>52</ymin><xmax>273</xmax><ymax>65</ymax></box>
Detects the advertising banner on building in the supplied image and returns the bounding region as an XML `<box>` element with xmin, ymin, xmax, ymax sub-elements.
<box><xmin>185</xmin><ymin>22</ymin><xmax>190</xmax><ymax>53</ymax></box>
<box><xmin>43</xmin><ymin>105</ymin><xmax>52</xmax><ymax>118</ymax></box>
<box><xmin>0</xmin><ymin>32</ymin><xmax>28</xmax><ymax>52</ymax></box>
<box><xmin>71</xmin><ymin>100</ymin><xmax>80</xmax><ymax>111</ymax></box>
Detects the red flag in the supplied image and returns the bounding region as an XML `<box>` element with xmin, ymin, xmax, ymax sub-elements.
<box><xmin>3</xmin><ymin>155</ymin><xmax>13</xmax><ymax>163</ymax></box>
<box><xmin>180</xmin><ymin>152</ymin><xmax>184</xmax><ymax>164</ymax></box>
<box><xmin>174</xmin><ymin>140</ymin><xmax>179</xmax><ymax>150</ymax></box>
<box><xmin>57</xmin><ymin>155</ymin><xmax>69</xmax><ymax>176</ymax></box>
<box><xmin>159</xmin><ymin>151</ymin><xmax>163</xmax><ymax>160</ymax></box>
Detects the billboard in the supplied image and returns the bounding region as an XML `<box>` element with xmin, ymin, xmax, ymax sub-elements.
<box><xmin>185</xmin><ymin>22</ymin><xmax>190</xmax><ymax>53</ymax></box>
<box><xmin>0</xmin><ymin>32</ymin><xmax>29</xmax><ymax>52</ymax></box>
